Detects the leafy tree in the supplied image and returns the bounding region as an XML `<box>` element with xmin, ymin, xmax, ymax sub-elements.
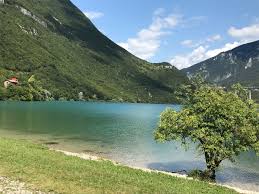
<box><xmin>0</xmin><ymin>74</ymin><xmax>53</xmax><ymax>101</ymax></box>
<box><xmin>0</xmin><ymin>87</ymin><xmax>6</xmax><ymax>100</ymax></box>
<box><xmin>6</xmin><ymin>85</ymin><xmax>33</xmax><ymax>101</ymax></box>
<box><xmin>155</xmin><ymin>80</ymin><xmax>259</xmax><ymax>180</ymax></box>
<box><xmin>230</xmin><ymin>83</ymin><xmax>249</xmax><ymax>101</ymax></box>
<box><xmin>174</xmin><ymin>74</ymin><xmax>206</xmax><ymax>104</ymax></box>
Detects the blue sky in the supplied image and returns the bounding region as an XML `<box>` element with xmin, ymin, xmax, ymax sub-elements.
<box><xmin>71</xmin><ymin>0</ymin><xmax>259</xmax><ymax>69</ymax></box>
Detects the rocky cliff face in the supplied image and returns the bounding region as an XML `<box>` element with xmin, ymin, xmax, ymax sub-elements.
<box><xmin>182</xmin><ymin>40</ymin><xmax>259</xmax><ymax>87</ymax></box>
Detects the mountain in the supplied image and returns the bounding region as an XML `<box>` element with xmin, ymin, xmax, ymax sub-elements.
<box><xmin>0</xmin><ymin>0</ymin><xmax>188</xmax><ymax>103</ymax></box>
<box><xmin>182</xmin><ymin>40</ymin><xmax>259</xmax><ymax>87</ymax></box>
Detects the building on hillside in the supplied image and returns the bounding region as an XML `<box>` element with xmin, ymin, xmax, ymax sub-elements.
<box><xmin>4</xmin><ymin>77</ymin><xmax>19</xmax><ymax>88</ymax></box>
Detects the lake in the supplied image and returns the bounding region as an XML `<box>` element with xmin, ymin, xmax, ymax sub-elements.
<box><xmin>0</xmin><ymin>101</ymin><xmax>258</xmax><ymax>192</ymax></box>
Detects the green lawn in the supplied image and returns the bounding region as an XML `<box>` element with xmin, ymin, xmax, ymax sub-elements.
<box><xmin>0</xmin><ymin>138</ymin><xmax>237</xmax><ymax>194</ymax></box>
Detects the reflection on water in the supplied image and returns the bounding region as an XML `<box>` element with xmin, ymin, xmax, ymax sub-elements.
<box><xmin>0</xmin><ymin>101</ymin><xmax>258</xmax><ymax>192</ymax></box>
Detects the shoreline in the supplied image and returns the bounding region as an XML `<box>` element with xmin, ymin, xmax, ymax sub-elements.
<box><xmin>53</xmin><ymin>149</ymin><xmax>259</xmax><ymax>194</ymax></box>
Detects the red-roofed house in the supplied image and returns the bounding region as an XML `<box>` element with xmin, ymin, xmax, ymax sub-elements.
<box><xmin>4</xmin><ymin>77</ymin><xmax>19</xmax><ymax>88</ymax></box>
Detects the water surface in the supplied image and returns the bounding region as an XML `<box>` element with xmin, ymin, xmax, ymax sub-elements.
<box><xmin>0</xmin><ymin>102</ymin><xmax>258</xmax><ymax>192</ymax></box>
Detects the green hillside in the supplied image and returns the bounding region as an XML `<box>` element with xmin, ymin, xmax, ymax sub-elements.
<box><xmin>0</xmin><ymin>0</ymin><xmax>188</xmax><ymax>103</ymax></box>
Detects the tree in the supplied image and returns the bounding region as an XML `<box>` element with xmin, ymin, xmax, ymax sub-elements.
<box><xmin>155</xmin><ymin>81</ymin><xmax>259</xmax><ymax>180</ymax></box>
<box><xmin>230</xmin><ymin>83</ymin><xmax>249</xmax><ymax>101</ymax></box>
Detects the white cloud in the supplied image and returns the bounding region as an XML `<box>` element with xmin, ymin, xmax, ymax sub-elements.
<box><xmin>207</xmin><ymin>34</ymin><xmax>221</xmax><ymax>42</ymax></box>
<box><xmin>205</xmin><ymin>42</ymin><xmax>240</xmax><ymax>58</ymax></box>
<box><xmin>181</xmin><ymin>34</ymin><xmax>221</xmax><ymax>48</ymax></box>
<box><xmin>170</xmin><ymin>46</ymin><xmax>208</xmax><ymax>69</ymax></box>
<box><xmin>118</xmin><ymin>9</ymin><xmax>182</xmax><ymax>60</ymax></box>
<box><xmin>170</xmin><ymin>41</ymin><xmax>240</xmax><ymax>69</ymax></box>
<box><xmin>84</xmin><ymin>11</ymin><xmax>104</xmax><ymax>20</ymax></box>
<box><xmin>228</xmin><ymin>24</ymin><xmax>259</xmax><ymax>40</ymax></box>
<box><xmin>172</xmin><ymin>23</ymin><xmax>259</xmax><ymax>70</ymax></box>
<box><xmin>153</xmin><ymin>8</ymin><xmax>165</xmax><ymax>17</ymax></box>
<box><xmin>228</xmin><ymin>24</ymin><xmax>259</xmax><ymax>42</ymax></box>
<box><xmin>181</xmin><ymin>40</ymin><xmax>193</xmax><ymax>47</ymax></box>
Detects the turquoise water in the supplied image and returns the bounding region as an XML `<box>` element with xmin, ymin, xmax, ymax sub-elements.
<box><xmin>0</xmin><ymin>101</ymin><xmax>258</xmax><ymax>191</ymax></box>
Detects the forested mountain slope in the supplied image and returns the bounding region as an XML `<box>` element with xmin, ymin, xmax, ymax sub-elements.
<box><xmin>0</xmin><ymin>0</ymin><xmax>188</xmax><ymax>103</ymax></box>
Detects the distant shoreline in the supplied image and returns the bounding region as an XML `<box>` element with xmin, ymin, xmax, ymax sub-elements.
<box><xmin>0</xmin><ymin>99</ymin><xmax>179</xmax><ymax>105</ymax></box>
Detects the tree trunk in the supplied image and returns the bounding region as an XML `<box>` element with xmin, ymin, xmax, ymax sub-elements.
<box><xmin>204</xmin><ymin>168</ymin><xmax>216</xmax><ymax>180</ymax></box>
<box><xmin>204</xmin><ymin>151</ymin><xmax>216</xmax><ymax>180</ymax></box>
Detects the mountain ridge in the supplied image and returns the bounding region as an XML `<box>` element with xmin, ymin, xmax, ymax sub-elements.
<box><xmin>182</xmin><ymin>40</ymin><xmax>259</xmax><ymax>87</ymax></box>
<box><xmin>0</xmin><ymin>0</ymin><xmax>188</xmax><ymax>103</ymax></box>
<box><xmin>182</xmin><ymin>40</ymin><xmax>259</xmax><ymax>101</ymax></box>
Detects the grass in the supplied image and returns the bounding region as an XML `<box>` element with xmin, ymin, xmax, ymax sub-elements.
<box><xmin>0</xmin><ymin>138</ymin><xmax>237</xmax><ymax>194</ymax></box>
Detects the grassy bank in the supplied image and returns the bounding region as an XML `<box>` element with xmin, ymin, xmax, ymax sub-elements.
<box><xmin>0</xmin><ymin>138</ymin><xmax>237</xmax><ymax>194</ymax></box>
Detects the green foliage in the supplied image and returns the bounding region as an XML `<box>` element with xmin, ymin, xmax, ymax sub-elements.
<box><xmin>174</xmin><ymin>74</ymin><xmax>206</xmax><ymax>104</ymax></box>
<box><xmin>6</xmin><ymin>85</ymin><xmax>33</xmax><ymax>101</ymax></box>
<box><xmin>0</xmin><ymin>0</ymin><xmax>188</xmax><ymax>103</ymax></box>
<box><xmin>0</xmin><ymin>73</ymin><xmax>53</xmax><ymax>101</ymax></box>
<box><xmin>230</xmin><ymin>83</ymin><xmax>249</xmax><ymax>102</ymax></box>
<box><xmin>155</xmin><ymin>80</ymin><xmax>259</xmax><ymax>179</ymax></box>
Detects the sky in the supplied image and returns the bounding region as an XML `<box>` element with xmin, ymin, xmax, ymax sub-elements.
<box><xmin>71</xmin><ymin>0</ymin><xmax>259</xmax><ymax>69</ymax></box>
